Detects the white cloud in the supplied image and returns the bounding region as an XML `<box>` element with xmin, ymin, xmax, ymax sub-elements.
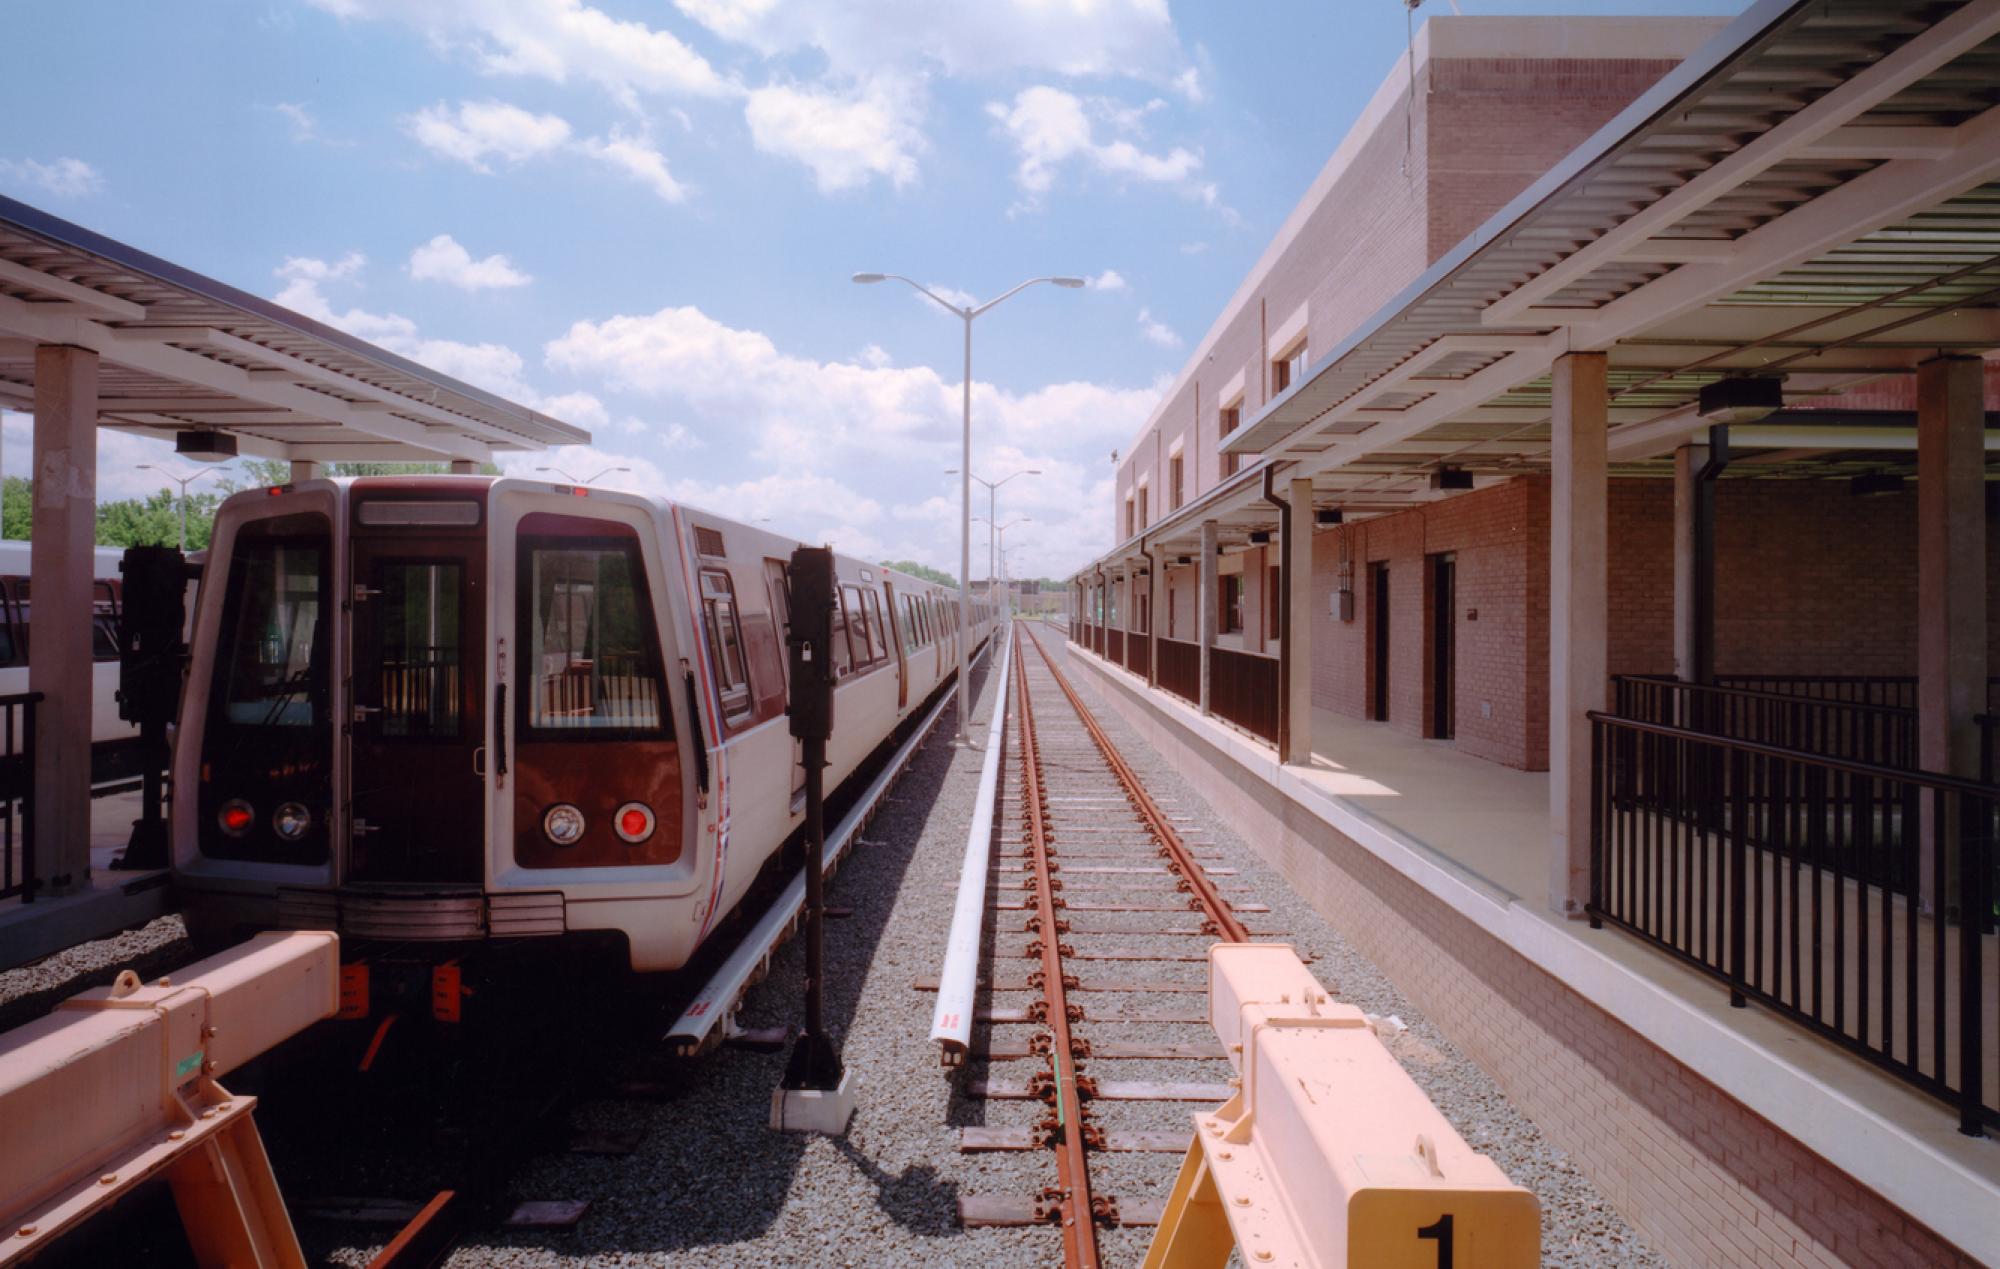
<box><xmin>1171</xmin><ymin>66</ymin><xmax>1205</xmax><ymax>105</ymax></box>
<box><xmin>408</xmin><ymin>234</ymin><xmax>533</xmax><ymax>290</ymax></box>
<box><xmin>536</xmin><ymin>301</ymin><xmax>1157</xmax><ymax>576</ymax></box>
<box><xmin>1179</xmin><ymin>241</ymin><xmax>1209</xmax><ymax>255</ymax></box>
<box><xmin>405</xmin><ymin>100</ymin><xmax>572</xmax><ymax>171</ymax></box>
<box><xmin>744</xmin><ymin>76</ymin><xmax>923</xmax><ymax>193</ymax></box>
<box><xmin>308</xmin><ymin>0</ymin><xmax>732</xmax><ymax>106</ymax></box>
<box><xmin>0</xmin><ymin>156</ymin><xmax>102</xmax><ymax>198</ymax></box>
<box><xmin>272</xmin><ymin>253</ymin><xmax>605</xmax><ymax>432</ymax></box>
<box><xmin>672</xmin><ymin>0</ymin><xmax>1182</xmax><ymax>83</ymax></box>
<box><xmin>577</xmin><ymin>129</ymin><xmax>687</xmax><ymax>203</ymax></box>
<box><xmin>987</xmin><ymin>86</ymin><xmax>1210</xmax><ymax>209</ymax></box>
<box><xmin>1089</xmin><ymin>269</ymin><xmax>1128</xmax><ymax>292</ymax></box>
<box><xmin>273</xmin><ymin>102</ymin><xmax>320</xmax><ymax>143</ymax></box>
<box><xmin>1136</xmin><ymin>306</ymin><xmax>1182</xmax><ymax>349</ymax></box>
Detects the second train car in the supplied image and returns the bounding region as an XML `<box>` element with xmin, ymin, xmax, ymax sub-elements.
<box><xmin>171</xmin><ymin>475</ymin><xmax>995</xmax><ymax>974</ymax></box>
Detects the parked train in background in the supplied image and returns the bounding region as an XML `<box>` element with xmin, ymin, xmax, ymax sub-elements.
<box><xmin>0</xmin><ymin>542</ymin><xmax>157</xmax><ymax>785</ymax></box>
<box><xmin>171</xmin><ymin>476</ymin><xmax>996</xmax><ymax>981</ymax></box>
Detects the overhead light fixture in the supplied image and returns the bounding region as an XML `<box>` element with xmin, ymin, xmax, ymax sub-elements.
<box><xmin>1698</xmin><ymin>376</ymin><xmax>1783</xmax><ymax>425</ymax></box>
<box><xmin>1849</xmin><ymin>472</ymin><xmax>1906</xmax><ymax>497</ymax></box>
<box><xmin>1316</xmin><ymin>508</ymin><xmax>1344</xmax><ymax>526</ymax></box>
<box><xmin>1430</xmin><ymin>467</ymin><xmax>1473</xmax><ymax>491</ymax></box>
<box><xmin>1176</xmin><ymin>555</ymin><xmax>1192</xmax><ymax>565</ymax></box>
<box><xmin>175</xmin><ymin>429</ymin><xmax>238</xmax><ymax>463</ymax></box>
<box><xmin>1248</xmin><ymin>530</ymin><xmax>1272</xmax><ymax>545</ymax></box>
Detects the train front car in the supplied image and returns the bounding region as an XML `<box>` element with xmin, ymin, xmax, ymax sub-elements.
<box><xmin>171</xmin><ymin>475</ymin><xmax>713</xmax><ymax>982</ymax></box>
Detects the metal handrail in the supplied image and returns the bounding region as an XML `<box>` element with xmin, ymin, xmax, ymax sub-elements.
<box><xmin>1587</xmin><ymin>708</ymin><xmax>1995</xmax><ymax>795</ymax></box>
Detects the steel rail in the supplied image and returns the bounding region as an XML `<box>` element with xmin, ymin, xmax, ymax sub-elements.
<box><xmin>1020</xmin><ymin>626</ymin><xmax>1249</xmax><ymax>943</ymax></box>
<box><xmin>1014</xmin><ymin>641</ymin><xmax>1103</xmax><ymax>1268</ymax></box>
<box><xmin>930</xmin><ymin>625</ymin><xmax>1014</xmax><ymax>1062</ymax></box>
<box><xmin>668</xmin><ymin>635</ymin><xmax>996</xmax><ymax>1051</ymax></box>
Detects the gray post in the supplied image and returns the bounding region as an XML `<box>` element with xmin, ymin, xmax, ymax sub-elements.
<box><xmin>1198</xmin><ymin>519</ymin><xmax>1218</xmax><ymax>715</ymax></box>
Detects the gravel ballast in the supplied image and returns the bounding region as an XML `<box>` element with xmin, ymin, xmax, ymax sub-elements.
<box><xmin>410</xmin><ymin>626</ymin><xmax>1660</xmax><ymax>1268</ymax></box>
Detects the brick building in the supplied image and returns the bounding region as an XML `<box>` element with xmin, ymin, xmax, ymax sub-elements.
<box><xmin>1070</xmin><ymin>4</ymin><xmax>2000</xmax><ymax>1265</ymax></box>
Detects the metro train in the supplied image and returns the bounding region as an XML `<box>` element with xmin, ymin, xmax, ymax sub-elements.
<box><xmin>0</xmin><ymin>542</ymin><xmax>146</xmax><ymax>773</ymax></box>
<box><xmin>171</xmin><ymin>475</ymin><xmax>996</xmax><ymax>977</ymax></box>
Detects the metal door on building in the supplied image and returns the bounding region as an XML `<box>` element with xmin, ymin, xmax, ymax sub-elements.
<box><xmin>347</xmin><ymin>531</ymin><xmax>486</xmax><ymax>883</ymax></box>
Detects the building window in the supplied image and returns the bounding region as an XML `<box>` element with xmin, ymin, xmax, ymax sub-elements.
<box><xmin>1138</xmin><ymin>485</ymin><xmax>1149</xmax><ymax>529</ymax></box>
<box><xmin>1220</xmin><ymin>404</ymin><xmax>1242</xmax><ymax>478</ymax></box>
<box><xmin>1169</xmin><ymin>453</ymin><xmax>1184</xmax><ymax>510</ymax></box>
<box><xmin>1222</xmin><ymin>574</ymin><xmax>1244</xmax><ymax>634</ymax></box>
<box><xmin>1124</xmin><ymin>496</ymin><xmax>1136</xmax><ymax>538</ymax></box>
<box><xmin>1272</xmin><ymin>343</ymin><xmax>1306</xmax><ymax>394</ymax></box>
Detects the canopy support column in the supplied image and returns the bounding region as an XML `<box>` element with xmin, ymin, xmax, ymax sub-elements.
<box><xmin>1198</xmin><ymin>520</ymin><xmax>1218</xmax><ymax>715</ymax></box>
<box><xmin>287</xmin><ymin>460</ymin><xmax>321</xmax><ymax>484</ymax></box>
<box><xmin>30</xmin><ymin>344</ymin><xmax>99</xmax><ymax>898</ymax></box>
<box><xmin>1917</xmin><ymin>354</ymin><xmax>1986</xmax><ymax>913</ymax></box>
<box><xmin>1549</xmin><ymin>351</ymin><xmax>1607</xmax><ymax>918</ymax></box>
<box><xmin>1286</xmin><ymin>477</ymin><xmax>1315</xmax><ymax>764</ymax></box>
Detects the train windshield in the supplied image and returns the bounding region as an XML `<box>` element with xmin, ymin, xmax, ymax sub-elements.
<box><xmin>524</xmin><ymin>541</ymin><xmax>668</xmax><ymax>734</ymax></box>
<box><xmin>199</xmin><ymin>511</ymin><xmax>333</xmax><ymax>864</ymax></box>
<box><xmin>217</xmin><ymin>526</ymin><xmax>328</xmax><ymax>725</ymax></box>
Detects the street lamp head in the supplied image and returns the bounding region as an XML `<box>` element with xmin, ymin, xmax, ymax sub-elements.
<box><xmin>1051</xmin><ymin>277</ymin><xmax>1087</xmax><ymax>288</ymax></box>
<box><xmin>851</xmin><ymin>272</ymin><xmax>887</xmax><ymax>284</ymax></box>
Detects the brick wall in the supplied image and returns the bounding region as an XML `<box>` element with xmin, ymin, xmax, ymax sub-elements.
<box><xmin>1115</xmin><ymin>38</ymin><xmax>1691</xmax><ymax>528</ymax></box>
<box><xmin>1071</xmin><ymin>658</ymin><xmax>1984</xmax><ymax>1269</ymax></box>
<box><xmin>1607</xmin><ymin>478</ymin><xmax>2000</xmax><ymax>677</ymax></box>
<box><xmin>1310</xmin><ymin>477</ymin><xmax>1547</xmax><ymax>769</ymax></box>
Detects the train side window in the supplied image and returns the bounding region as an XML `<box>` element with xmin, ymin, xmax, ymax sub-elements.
<box><xmin>842</xmin><ymin>585</ymin><xmax>875</xmax><ymax>669</ymax></box>
<box><xmin>901</xmin><ymin>595</ymin><xmax>918</xmax><ymax>652</ymax></box>
<box><xmin>829</xmin><ymin>586</ymin><xmax>854</xmax><ymax>676</ymax></box>
<box><xmin>863</xmin><ymin>589</ymin><xmax>890</xmax><ymax>663</ymax></box>
<box><xmin>698</xmin><ymin>569</ymin><xmax>753</xmax><ymax>721</ymax></box>
<box><xmin>520</xmin><ymin>536</ymin><xmax>669</xmax><ymax>734</ymax></box>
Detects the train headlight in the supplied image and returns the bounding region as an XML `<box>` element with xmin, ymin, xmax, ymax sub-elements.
<box><xmin>613</xmin><ymin>802</ymin><xmax>656</xmax><ymax>844</ymax></box>
<box><xmin>218</xmin><ymin>799</ymin><xmax>254</xmax><ymax>838</ymax></box>
<box><xmin>273</xmin><ymin>802</ymin><xmax>312</xmax><ymax>840</ymax></box>
<box><xmin>543</xmin><ymin>803</ymin><xmax>586</xmax><ymax>846</ymax></box>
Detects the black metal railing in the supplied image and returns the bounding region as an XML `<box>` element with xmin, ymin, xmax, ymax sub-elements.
<box><xmin>1715</xmin><ymin>674</ymin><xmax>2000</xmax><ymax>713</ymax></box>
<box><xmin>0</xmin><ymin>692</ymin><xmax>42</xmax><ymax>903</ymax></box>
<box><xmin>1158</xmin><ymin>637</ymin><xmax>1200</xmax><ymax>705</ymax></box>
<box><xmin>1616</xmin><ymin>675</ymin><xmax>1917</xmax><ymax>772</ymax></box>
<box><xmin>1212</xmin><ymin>647</ymin><xmax>1279</xmax><ymax>744</ymax></box>
<box><xmin>1590</xmin><ymin>712</ymin><xmax>1995</xmax><ymax>1135</ymax></box>
<box><xmin>1128</xmin><ymin>633</ymin><xmax>1152</xmax><ymax>681</ymax></box>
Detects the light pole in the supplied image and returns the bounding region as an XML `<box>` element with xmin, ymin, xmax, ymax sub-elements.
<box><xmin>974</xmin><ymin>516</ymin><xmax>1031</xmax><ymax>607</ymax></box>
<box><xmin>946</xmin><ymin>467</ymin><xmax>1039</xmax><ymax>588</ymax></box>
<box><xmin>853</xmin><ymin>271</ymin><xmax>1082</xmax><ymax>743</ymax></box>
<box><xmin>537</xmin><ymin>464</ymin><xmax>631</xmax><ymax>484</ymax></box>
<box><xmin>137</xmin><ymin>463</ymin><xmax>223</xmax><ymax>552</ymax></box>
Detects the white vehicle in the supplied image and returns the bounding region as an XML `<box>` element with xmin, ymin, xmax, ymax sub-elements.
<box><xmin>0</xmin><ymin>542</ymin><xmax>147</xmax><ymax>779</ymax></box>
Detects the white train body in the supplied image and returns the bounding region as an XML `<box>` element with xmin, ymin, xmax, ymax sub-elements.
<box><xmin>172</xmin><ymin>476</ymin><xmax>993</xmax><ymax>973</ymax></box>
<box><xmin>0</xmin><ymin>542</ymin><xmax>141</xmax><ymax>758</ymax></box>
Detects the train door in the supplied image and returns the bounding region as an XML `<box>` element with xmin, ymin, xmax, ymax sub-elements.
<box><xmin>884</xmin><ymin>581</ymin><xmax>908</xmax><ymax>709</ymax></box>
<box><xmin>347</xmin><ymin>500</ymin><xmax>486</xmax><ymax>883</ymax></box>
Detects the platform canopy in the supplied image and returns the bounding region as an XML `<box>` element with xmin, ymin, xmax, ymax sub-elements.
<box><xmin>1123</xmin><ymin>0</ymin><xmax>2000</xmax><ymax>558</ymax></box>
<box><xmin>0</xmin><ymin>196</ymin><xmax>590</xmax><ymax>465</ymax></box>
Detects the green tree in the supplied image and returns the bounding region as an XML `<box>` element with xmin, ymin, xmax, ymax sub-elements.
<box><xmin>96</xmin><ymin>488</ymin><xmax>224</xmax><ymax>550</ymax></box>
<box><xmin>0</xmin><ymin>476</ymin><xmax>29</xmax><ymax>541</ymax></box>
<box><xmin>880</xmin><ymin>559</ymin><xmax>957</xmax><ymax>587</ymax></box>
<box><xmin>236</xmin><ymin>458</ymin><xmax>500</xmax><ymax>489</ymax></box>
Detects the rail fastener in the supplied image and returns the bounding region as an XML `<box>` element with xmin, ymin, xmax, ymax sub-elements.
<box><xmin>1143</xmin><ymin>943</ymin><xmax>1541</xmax><ymax>1268</ymax></box>
<box><xmin>0</xmin><ymin>930</ymin><xmax>341</xmax><ymax>1268</ymax></box>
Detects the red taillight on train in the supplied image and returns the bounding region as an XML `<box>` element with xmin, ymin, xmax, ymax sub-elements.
<box><xmin>614</xmin><ymin>802</ymin><xmax>656</xmax><ymax>844</ymax></box>
<box><xmin>218</xmin><ymin>799</ymin><xmax>254</xmax><ymax>837</ymax></box>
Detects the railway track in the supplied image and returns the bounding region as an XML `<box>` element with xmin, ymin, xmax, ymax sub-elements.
<box><xmin>945</xmin><ymin>623</ymin><xmax>1275</xmax><ymax>1267</ymax></box>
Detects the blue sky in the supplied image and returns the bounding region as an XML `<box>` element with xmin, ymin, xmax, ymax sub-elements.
<box><xmin>0</xmin><ymin>0</ymin><xmax>1745</xmax><ymax>580</ymax></box>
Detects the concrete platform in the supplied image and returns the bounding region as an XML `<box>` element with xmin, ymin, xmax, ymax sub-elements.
<box><xmin>1064</xmin><ymin>641</ymin><xmax>2000</xmax><ymax>1265</ymax></box>
<box><xmin>0</xmin><ymin>791</ymin><xmax>173</xmax><ymax>971</ymax></box>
